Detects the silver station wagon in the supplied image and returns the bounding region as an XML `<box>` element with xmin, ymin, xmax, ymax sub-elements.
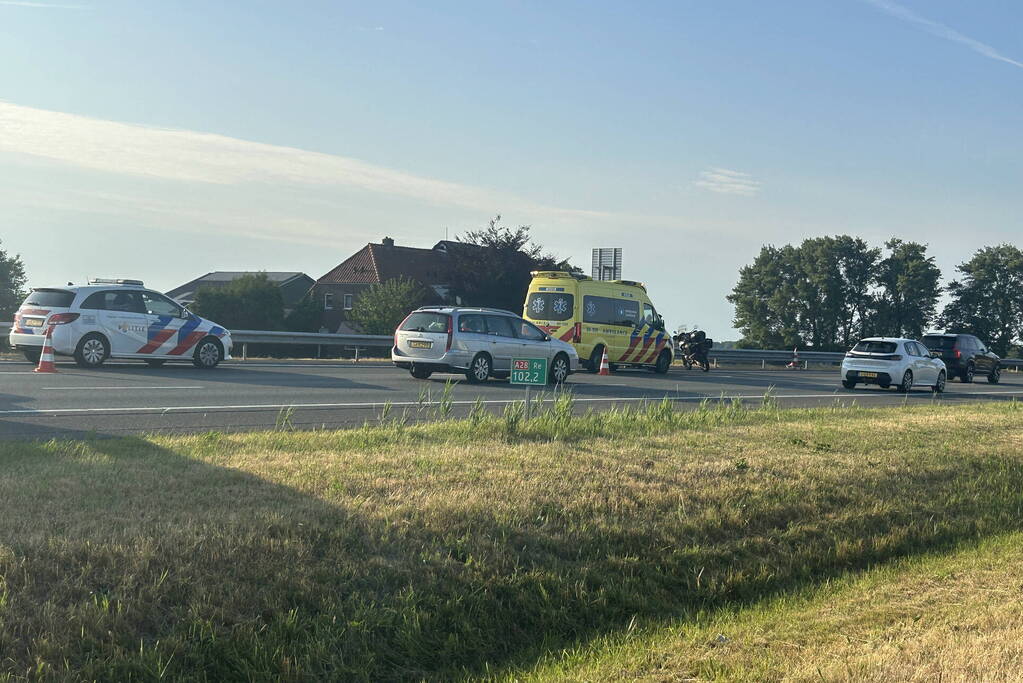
<box><xmin>392</xmin><ymin>306</ymin><xmax>580</xmax><ymax>384</ymax></box>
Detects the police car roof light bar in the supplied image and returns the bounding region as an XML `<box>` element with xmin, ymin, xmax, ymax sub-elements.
<box><xmin>88</xmin><ymin>278</ymin><xmax>146</xmax><ymax>286</ymax></box>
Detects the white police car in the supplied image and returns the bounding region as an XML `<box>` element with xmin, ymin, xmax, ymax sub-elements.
<box><xmin>9</xmin><ymin>279</ymin><xmax>232</xmax><ymax>369</ymax></box>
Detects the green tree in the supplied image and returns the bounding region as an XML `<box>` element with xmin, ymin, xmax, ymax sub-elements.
<box><xmin>0</xmin><ymin>239</ymin><xmax>28</xmax><ymax>319</ymax></box>
<box><xmin>446</xmin><ymin>216</ymin><xmax>577</xmax><ymax>313</ymax></box>
<box><xmin>191</xmin><ymin>273</ymin><xmax>285</xmax><ymax>330</ymax></box>
<box><xmin>939</xmin><ymin>244</ymin><xmax>1023</xmax><ymax>357</ymax></box>
<box><xmin>348</xmin><ymin>277</ymin><xmax>430</xmax><ymax>335</ymax></box>
<box><xmin>284</xmin><ymin>294</ymin><xmax>324</xmax><ymax>333</ymax></box>
<box><xmin>872</xmin><ymin>239</ymin><xmax>942</xmax><ymax>339</ymax></box>
<box><xmin>728</xmin><ymin>236</ymin><xmax>879</xmax><ymax>350</ymax></box>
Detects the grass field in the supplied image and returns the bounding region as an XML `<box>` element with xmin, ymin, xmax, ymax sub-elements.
<box><xmin>1</xmin><ymin>397</ymin><xmax>1022</xmax><ymax>680</ymax></box>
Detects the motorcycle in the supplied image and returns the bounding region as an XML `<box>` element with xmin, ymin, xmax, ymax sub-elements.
<box><xmin>674</xmin><ymin>330</ymin><xmax>712</xmax><ymax>372</ymax></box>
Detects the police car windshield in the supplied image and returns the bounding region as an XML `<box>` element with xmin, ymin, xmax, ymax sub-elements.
<box><xmin>23</xmin><ymin>289</ymin><xmax>75</xmax><ymax>308</ymax></box>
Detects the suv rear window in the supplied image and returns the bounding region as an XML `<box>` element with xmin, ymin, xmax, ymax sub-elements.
<box><xmin>852</xmin><ymin>340</ymin><xmax>897</xmax><ymax>354</ymax></box>
<box><xmin>922</xmin><ymin>335</ymin><xmax>956</xmax><ymax>350</ymax></box>
<box><xmin>22</xmin><ymin>289</ymin><xmax>75</xmax><ymax>308</ymax></box>
<box><xmin>400</xmin><ymin>312</ymin><xmax>449</xmax><ymax>333</ymax></box>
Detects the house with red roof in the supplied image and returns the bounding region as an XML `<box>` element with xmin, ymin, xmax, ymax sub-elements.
<box><xmin>311</xmin><ymin>237</ymin><xmax>465</xmax><ymax>332</ymax></box>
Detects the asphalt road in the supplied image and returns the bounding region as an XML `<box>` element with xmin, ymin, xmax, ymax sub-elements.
<box><xmin>2</xmin><ymin>358</ymin><xmax>1022</xmax><ymax>440</ymax></box>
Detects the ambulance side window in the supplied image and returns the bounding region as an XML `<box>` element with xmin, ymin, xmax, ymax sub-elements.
<box><xmin>643</xmin><ymin>303</ymin><xmax>655</xmax><ymax>325</ymax></box>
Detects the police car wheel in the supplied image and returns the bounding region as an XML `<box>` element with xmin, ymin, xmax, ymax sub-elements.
<box><xmin>145</xmin><ymin>359</ymin><xmax>167</xmax><ymax>368</ymax></box>
<box><xmin>74</xmin><ymin>333</ymin><xmax>109</xmax><ymax>368</ymax></box>
<box><xmin>23</xmin><ymin>348</ymin><xmax>41</xmax><ymax>364</ymax></box>
<box><xmin>192</xmin><ymin>338</ymin><xmax>221</xmax><ymax>369</ymax></box>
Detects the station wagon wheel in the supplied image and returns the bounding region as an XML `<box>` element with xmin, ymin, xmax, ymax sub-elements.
<box><xmin>897</xmin><ymin>370</ymin><xmax>913</xmax><ymax>393</ymax></box>
<box><xmin>74</xmin><ymin>333</ymin><xmax>109</xmax><ymax>369</ymax></box>
<box><xmin>410</xmin><ymin>365</ymin><xmax>432</xmax><ymax>380</ymax></box>
<box><xmin>932</xmin><ymin>370</ymin><xmax>946</xmax><ymax>394</ymax></box>
<box><xmin>466</xmin><ymin>353</ymin><xmax>491</xmax><ymax>384</ymax></box>
<box><xmin>987</xmin><ymin>366</ymin><xmax>1001</xmax><ymax>384</ymax></box>
<box><xmin>549</xmin><ymin>354</ymin><xmax>570</xmax><ymax>385</ymax></box>
<box><xmin>192</xmin><ymin>337</ymin><xmax>222</xmax><ymax>369</ymax></box>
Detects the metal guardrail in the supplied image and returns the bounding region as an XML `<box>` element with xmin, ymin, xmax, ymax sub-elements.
<box><xmin>709</xmin><ymin>347</ymin><xmax>1023</xmax><ymax>370</ymax></box>
<box><xmin>229</xmin><ymin>329</ymin><xmax>393</xmax><ymax>360</ymax></box>
<box><xmin>5</xmin><ymin>321</ymin><xmax>1022</xmax><ymax>367</ymax></box>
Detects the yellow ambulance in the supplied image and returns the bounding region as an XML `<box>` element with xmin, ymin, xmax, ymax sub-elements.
<box><xmin>522</xmin><ymin>271</ymin><xmax>673</xmax><ymax>373</ymax></box>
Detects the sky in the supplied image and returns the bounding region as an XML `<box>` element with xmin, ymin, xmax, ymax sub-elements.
<box><xmin>1</xmin><ymin>0</ymin><xmax>1021</xmax><ymax>338</ymax></box>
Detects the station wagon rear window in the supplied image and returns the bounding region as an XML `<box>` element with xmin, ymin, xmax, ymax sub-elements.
<box><xmin>22</xmin><ymin>289</ymin><xmax>75</xmax><ymax>308</ymax></box>
<box><xmin>852</xmin><ymin>341</ymin><xmax>898</xmax><ymax>354</ymax></box>
<box><xmin>400</xmin><ymin>312</ymin><xmax>449</xmax><ymax>333</ymax></box>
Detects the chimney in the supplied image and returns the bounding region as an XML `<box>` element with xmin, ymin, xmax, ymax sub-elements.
<box><xmin>382</xmin><ymin>236</ymin><xmax>395</xmax><ymax>247</ymax></box>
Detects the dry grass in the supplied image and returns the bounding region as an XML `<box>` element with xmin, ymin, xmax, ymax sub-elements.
<box><xmin>0</xmin><ymin>399</ymin><xmax>1022</xmax><ymax>680</ymax></box>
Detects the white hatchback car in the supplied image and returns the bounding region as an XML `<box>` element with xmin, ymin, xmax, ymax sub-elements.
<box><xmin>9</xmin><ymin>279</ymin><xmax>232</xmax><ymax>369</ymax></box>
<box><xmin>841</xmin><ymin>337</ymin><xmax>946</xmax><ymax>393</ymax></box>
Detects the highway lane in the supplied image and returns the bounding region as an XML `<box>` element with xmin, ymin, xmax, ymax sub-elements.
<box><xmin>2</xmin><ymin>359</ymin><xmax>1022</xmax><ymax>440</ymax></box>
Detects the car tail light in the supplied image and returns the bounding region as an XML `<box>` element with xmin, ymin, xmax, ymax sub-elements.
<box><xmin>954</xmin><ymin>349</ymin><xmax>961</xmax><ymax>359</ymax></box>
<box><xmin>446</xmin><ymin>315</ymin><xmax>454</xmax><ymax>351</ymax></box>
<box><xmin>394</xmin><ymin>312</ymin><xmax>414</xmax><ymax>348</ymax></box>
<box><xmin>48</xmin><ymin>312</ymin><xmax>80</xmax><ymax>325</ymax></box>
<box><xmin>573</xmin><ymin>322</ymin><xmax>582</xmax><ymax>344</ymax></box>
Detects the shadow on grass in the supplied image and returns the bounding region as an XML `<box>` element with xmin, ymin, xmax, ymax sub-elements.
<box><xmin>1</xmin><ymin>410</ymin><xmax>1022</xmax><ymax>680</ymax></box>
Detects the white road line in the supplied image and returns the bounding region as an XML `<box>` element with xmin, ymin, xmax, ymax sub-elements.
<box><xmin>2</xmin><ymin>389</ymin><xmax>1022</xmax><ymax>416</ymax></box>
<box><xmin>41</xmin><ymin>386</ymin><xmax>204</xmax><ymax>391</ymax></box>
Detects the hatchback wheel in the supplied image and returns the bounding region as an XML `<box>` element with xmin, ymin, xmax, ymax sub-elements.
<box><xmin>549</xmin><ymin>354</ymin><xmax>570</xmax><ymax>385</ymax></box>
<box><xmin>988</xmin><ymin>366</ymin><xmax>1001</xmax><ymax>384</ymax></box>
<box><xmin>74</xmin><ymin>333</ymin><xmax>109</xmax><ymax>368</ymax></box>
<box><xmin>842</xmin><ymin>379</ymin><xmax>856</xmax><ymax>390</ymax></box>
<box><xmin>192</xmin><ymin>338</ymin><xmax>222</xmax><ymax>369</ymax></box>
<box><xmin>466</xmin><ymin>353</ymin><xmax>491</xmax><ymax>384</ymax></box>
<box><xmin>932</xmin><ymin>370</ymin><xmax>946</xmax><ymax>394</ymax></box>
<box><xmin>897</xmin><ymin>370</ymin><xmax>913</xmax><ymax>393</ymax></box>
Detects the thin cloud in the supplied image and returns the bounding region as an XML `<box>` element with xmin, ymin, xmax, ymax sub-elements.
<box><xmin>0</xmin><ymin>1</ymin><xmax>88</xmax><ymax>7</ymax></box>
<box><xmin>0</xmin><ymin>101</ymin><xmax>612</xmax><ymax>222</ymax></box>
<box><xmin>694</xmin><ymin>168</ymin><xmax>761</xmax><ymax>197</ymax></box>
<box><xmin>863</xmin><ymin>0</ymin><xmax>1023</xmax><ymax>70</ymax></box>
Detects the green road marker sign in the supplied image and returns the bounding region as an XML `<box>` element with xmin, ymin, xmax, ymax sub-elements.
<box><xmin>510</xmin><ymin>358</ymin><xmax>548</xmax><ymax>385</ymax></box>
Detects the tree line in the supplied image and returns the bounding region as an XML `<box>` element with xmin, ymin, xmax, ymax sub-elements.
<box><xmin>729</xmin><ymin>238</ymin><xmax>1023</xmax><ymax>356</ymax></box>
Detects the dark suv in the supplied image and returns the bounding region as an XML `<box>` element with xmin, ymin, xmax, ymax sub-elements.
<box><xmin>921</xmin><ymin>333</ymin><xmax>1000</xmax><ymax>384</ymax></box>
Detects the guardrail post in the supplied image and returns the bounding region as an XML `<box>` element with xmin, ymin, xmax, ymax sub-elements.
<box><xmin>762</xmin><ymin>359</ymin><xmax>765</xmax><ymax>369</ymax></box>
<box><xmin>242</xmin><ymin>343</ymin><xmax>248</xmax><ymax>361</ymax></box>
<box><xmin>317</xmin><ymin>344</ymin><xmax>321</xmax><ymax>359</ymax></box>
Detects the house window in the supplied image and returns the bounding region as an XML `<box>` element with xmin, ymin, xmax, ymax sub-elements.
<box><xmin>324</xmin><ymin>293</ymin><xmax>334</xmax><ymax>310</ymax></box>
<box><xmin>343</xmin><ymin>294</ymin><xmax>354</xmax><ymax>310</ymax></box>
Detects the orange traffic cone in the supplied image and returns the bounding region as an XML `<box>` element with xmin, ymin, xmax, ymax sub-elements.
<box><xmin>598</xmin><ymin>347</ymin><xmax>611</xmax><ymax>376</ymax></box>
<box><xmin>34</xmin><ymin>325</ymin><xmax>58</xmax><ymax>373</ymax></box>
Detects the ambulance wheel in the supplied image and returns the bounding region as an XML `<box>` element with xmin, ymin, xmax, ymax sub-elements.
<box><xmin>145</xmin><ymin>359</ymin><xmax>167</xmax><ymax>368</ymax></box>
<box><xmin>74</xmin><ymin>333</ymin><xmax>109</xmax><ymax>368</ymax></box>
<box><xmin>192</xmin><ymin>337</ymin><xmax>222</xmax><ymax>369</ymax></box>
<box><xmin>23</xmin><ymin>348</ymin><xmax>41</xmax><ymax>364</ymax></box>
<box><xmin>653</xmin><ymin>350</ymin><xmax>671</xmax><ymax>374</ymax></box>
<box><xmin>588</xmin><ymin>345</ymin><xmax>605</xmax><ymax>373</ymax></box>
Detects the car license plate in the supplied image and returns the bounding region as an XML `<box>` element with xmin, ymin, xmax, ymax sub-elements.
<box><xmin>25</xmin><ymin>318</ymin><xmax>43</xmax><ymax>327</ymax></box>
<box><xmin>408</xmin><ymin>340</ymin><xmax>432</xmax><ymax>349</ymax></box>
<box><xmin>859</xmin><ymin>372</ymin><xmax>877</xmax><ymax>378</ymax></box>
